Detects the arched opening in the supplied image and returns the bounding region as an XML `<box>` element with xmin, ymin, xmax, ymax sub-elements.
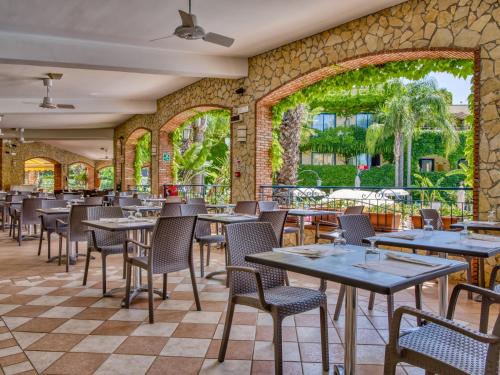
<box><xmin>67</xmin><ymin>162</ymin><xmax>94</xmax><ymax>190</ymax></box>
<box><xmin>97</xmin><ymin>166</ymin><xmax>114</xmax><ymax>190</ymax></box>
<box><xmin>159</xmin><ymin>106</ymin><xmax>231</xmax><ymax>201</ymax></box>
<box><xmin>24</xmin><ymin>157</ymin><xmax>61</xmax><ymax>192</ymax></box>
<box><xmin>124</xmin><ymin>128</ymin><xmax>152</xmax><ymax>192</ymax></box>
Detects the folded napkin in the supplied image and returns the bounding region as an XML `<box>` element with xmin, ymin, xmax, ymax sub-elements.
<box><xmin>274</xmin><ymin>244</ymin><xmax>349</xmax><ymax>258</ymax></box>
<box><xmin>385</xmin><ymin>252</ymin><xmax>441</xmax><ymax>267</ymax></box>
<box><xmin>468</xmin><ymin>233</ymin><xmax>500</xmax><ymax>242</ymax></box>
<box><xmin>99</xmin><ymin>218</ymin><xmax>129</xmax><ymax>223</ymax></box>
<box><xmin>380</xmin><ymin>232</ymin><xmax>417</xmax><ymax>240</ymax></box>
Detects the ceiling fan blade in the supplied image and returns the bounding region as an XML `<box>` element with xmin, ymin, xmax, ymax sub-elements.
<box><xmin>203</xmin><ymin>32</ymin><xmax>234</xmax><ymax>47</ymax></box>
<box><xmin>179</xmin><ymin>10</ymin><xmax>195</xmax><ymax>27</ymax></box>
<box><xmin>56</xmin><ymin>104</ymin><xmax>75</xmax><ymax>109</ymax></box>
<box><xmin>149</xmin><ymin>34</ymin><xmax>175</xmax><ymax>42</ymax></box>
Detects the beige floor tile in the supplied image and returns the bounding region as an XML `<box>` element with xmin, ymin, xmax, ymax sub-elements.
<box><xmin>213</xmin><ymin>324</ymin><xmax>256</xmax><ymax>341</ymax></box>
<box><xmin>24</xmin><ymin>350</ymin><xmax>64</xmax><ymax>373</ymax></box>
<box><xmin>253</xmin><ymin>341</ymin><xmax>300</xmax><ymax>361</ymax></box>
<box><xmin>0</xmin><ymin>305</ymin><xmax>19</xmax><ymax>315</ymax></box>
<box><xmin>2</xmin><ymin>360</ymin><xmax>33</xmax><ymax>375</ymax></box>
<box><xmin>39</xmin><ymin>306</ymin><xmax>86</xmax><ymax>319</ymax></box>
<box><xmin>157</xmin><ymin>299</ymin><xmax>193</xmax><ymax>310</ymax></box>
<box><xmin>26</xmin><ymin>295</ymin><xmax>70</xmax><ymax>306</ymax></box>
<box><xmin>200</xmin><ymin>358</ymin><xmax>251</xmax><ymax>374</ymax></box>
<box><xmin>94</xmin><ymin>354</ymin><xmax>155</xmax><ymax>375</ymax></box>
<box><xmin>70</xmin><ymin>335</ymin><xmax>126</xmax><ymax>353</ymax></box>
<box><xmin>11</xmin><ymin>332</ymin><xmax>46</xmax><ymax>349</ymax></box>
<box><xmin>17</xmin><ymin>287</ymin><xmax>58</xmax><ymax>296</ymax></box>
<box><xmin>131</xmin><ymin>322</ymin><xmax>178</xmax><ymax>337</ymax></box>
<box><xmin>160</xmin><ymin>337</ymin><xmax>211</xmax><ymax>357</ymax></box>
<box><xmin>109</xmin><ymin>309</ymin><xmax>149</xmax><ymax>322</ymax></box>
<box><xmin>182</xmin><ymin>311</ymin><xmax>222</xmax><ymax>324</ymax></box>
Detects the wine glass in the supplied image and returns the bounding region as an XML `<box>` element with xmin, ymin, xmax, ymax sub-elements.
<box><xmin>461</xmin><ymin>218</ymin><xmax>470</xmax><ymax>239</ymax></box>
<box><xmin>365</xmin><ymin>239</ymin><xmax>380</xmax><ymax>261</ymax></box>
<box><xmin>333</xmin><ymin>229</ymin><xmax>346</xmax><ymax>246</ymax></box>
<box><xmin>423</xmin><ymin>218</ymin><xmax>434</xmax><ymax>238</ymax></box>
<box><xmin>135</xmin><ymin>208</ymin><xmax>142</xmax><ymax>219</ymax></box>
<box><xmin>127</xmin><ymin>210</ymin><xmax>135</xmax><ymax>220</ymax></box>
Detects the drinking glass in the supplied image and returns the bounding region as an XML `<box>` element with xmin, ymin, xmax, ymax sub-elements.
<box><xmin>128</xmin><ymin>210</ymin><xmax>135</xmax><ymax>220</ymax></box>
<box><xmin>135</xmin><ymin>208</ymin><xmax>142</xmax><ymax>219</ymax></box>
<box><xmin>365</xmin><ymin>239</ymin><xmax>380</xmax><ymax>261</ymax></box>
<box><xmin>488</xmin><ymin>210</ymin><xmax>496</xmax><ymax>223</ymax></box>
<box><xmin>423</xmin><ymin>218</ymin><xmax>433</xmax><ymax>238</ymax></box>
<box><xmin>460</xmin><ymin>218</ymin><xmax>470</xmax><ymax>240</ymax></box>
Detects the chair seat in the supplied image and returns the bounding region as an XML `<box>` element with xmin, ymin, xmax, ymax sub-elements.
<box><xmin>129</xmin><ymin>255</ymin><xmax>148</xmax><ymax>268</ymax></box>
<box><xmin>318</xmin><ymin>231</ymin><xmax>338</xmax><ymax>240</ymax></box>
<box><xmin>96</xmin><ymin>243</ymin><xmax>133</xmax><ymax>255</ymax></box>
<box><xmin>399</xmin><ymin>323</ymin><xmax>488</xmax><ymax>375</ymax></box>
<box><xmin>240</xmin><ymin>286</ymin><xmax>326</xmax><ymax>316</ymax></box>
<box><xmin>197</xmin><ymin>234</ymin><xmax>224</xmax><ymax>244</ymax></box>
<box><xmin>283</xmin><ymin>227</ymin><xmax>299</xmax><ymax>234</ymax></box>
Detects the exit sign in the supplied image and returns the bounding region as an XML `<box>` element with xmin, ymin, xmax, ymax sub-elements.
<box><xmin>162</xmin><ymin>152</ymin><xmax>171</xmax><ymax>162</ymax></box>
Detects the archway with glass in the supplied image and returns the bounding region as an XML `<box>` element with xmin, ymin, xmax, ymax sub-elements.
<box><xmin>24</xmin><ymin>157</ymin><xmax>60</xmax><ymax>192</ymax></box>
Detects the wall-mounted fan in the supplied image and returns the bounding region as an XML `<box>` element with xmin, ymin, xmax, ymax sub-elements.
<box><xmin>150</xmin><ymin>0</ymin><xmax>234</xmax><ymax>47</ymax></box>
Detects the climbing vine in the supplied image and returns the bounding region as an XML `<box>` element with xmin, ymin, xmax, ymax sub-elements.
<box><xmin>134</xmin><ymin>132</ymin><xmax>151</xmax><ymax>187</ymax></box>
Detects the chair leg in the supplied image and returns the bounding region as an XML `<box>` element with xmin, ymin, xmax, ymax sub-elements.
<box><xmin>386</xmin><ymin>294</ymin><xmax>394</xmax><ymax>328</ymax></box>
<box><xmin>124</xmin><ymin>262</ymin><xmax>132</xmax><ymax>308</ymax></box>
<box><xmin>199</xmin><ymin>243</ymin><xmax>205</xmax><ymax>277</ymax></box>
<box><xmin>368</xmin><ymin>292</ymin><xmax>376</xmax><ymax>310</ymax></box>
<box><xmin>319</xmin><ymin>303</ymin><xmax>329</xmax><ymax>372</ymax></box>
<box><xmin>38</xmin><ymin>228</ymin><xmax>44</xmax><ymax>256</ymax></box>
<box><xmin>334</xmin><ymin>284</ymin><xmax>345</xmax><ymax>320</ymax></box>
<box><xmin>47</xmin><ymin>231</ymin><xmax>51</xmax><ymax>260</ymax></box>
<box><xmin>18</xmin><ymin>219</ymin><xmax>22</xmax><ymax>246</ymax></box>
<box><xmin>101</xmin><ymin>253</ymin><xmax>107</xmax><ymax>294</ymax></box>
<box><xmin>314</xmin><ymin>222</ymin><xmax>319</xmax><ymax>243</ymax></box>
<box><xmin>272</xmin><ymin>313</ymin><xmax>283</xmax><ymax>375</ymax></box>
<box><xmin>189</xmin><ymin>262</ymin><xmax>201</xmax><ymax>311</ymax></box>
<box><xmin>65</xmin><ymin>240</ymin><xmax>70</xmax><ymax>272</ymax></box>
<box><xmin>415</xmin><ymin>284</ymin><xmax>422</xmax><ymax>326</ymax></box>
<box><xmin>147</xmin><ymin>269</ymin><xmax>154</xmax><ymax>324</ymax></box>
<box><xmin>295</xmin><ymin>231</ymin><xmax>299</xmax><ymax>245</ymax></box>
<box><xmin>218</xmin><ymin>300</ymin><xmax>235</xmax><ymax>362</ymax></box>
<box><xmin>383</xmin><ymin>349</ymin><xmax>398</xmax><ymax>375</ymax></box>
<box><xmin>83</xmin><ymin>248</ymin><xmax>92</xmax><ymax>286</ymax></box>
<box><xmin>58</xmin><ymin>235</ymin><xmax>63</xmax><ymax>266</ymax></box>
<box><xmin>162</xmin><ymin>274</ymin><xmax>167</xmax><ymax>300</ymax></box>
<box><xmin>206</xmin><ymin>243</ymin><xmax>211</xmax><ymax>266</ymax></box>
<box><xmin>466</xmin><ymin>257</ymin><xmax>473</xmax><ymax>299</ymax></box>
<box><xmin>122</xmin><ymin>257</ymin><xmax>126</xmax><ymax>279</ymax></box>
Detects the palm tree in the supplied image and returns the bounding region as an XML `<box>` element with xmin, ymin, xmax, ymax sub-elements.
<box><xmin>366</xmin><ymin>79</ymin><xmax>458</xmax><ymax>187</ymax></box>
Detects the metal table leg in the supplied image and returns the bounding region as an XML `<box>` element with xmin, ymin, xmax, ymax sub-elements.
<box><xmin>299</xmin><ymin>216</ymin><xmax>305</xmax><ymax>245</ymax></box>
<box><xmin>438</xmin><ymin>252</ymin><xmax>448</xmax><ymax>316</ymax></box>
<box><xmin>335</xmin><ymin>285</ymin><xmax>357</xmax><ymax>375</ymax></box>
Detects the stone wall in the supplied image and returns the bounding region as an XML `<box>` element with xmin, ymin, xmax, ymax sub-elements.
<box><xmin>113</xmin><ymin>0</ymin><xmax>499</xmax><ymax>221</ymax></box>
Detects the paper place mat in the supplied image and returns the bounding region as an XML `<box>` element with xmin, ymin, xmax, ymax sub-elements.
<box><xmin>379</xmin><ymin>232</ymin><xmax>417</xmax><ymax>240</ymax></box>
<box><xmin>355</xmin><ymin>258</ymin><xmax>449</xmax><ymax>278</ymax></box>
<box><xmin>274</xmin><ymin>244</ymin><xmax>350</xmax><ymax>258</ymax></box>
<box><xmin>468</xmin><ymin>233</ymin><xmax>500</xmax><ymax>242</ymax></box>
<box><xmin>469</xmin><ymin>221</ymin><xmax>499</xmax><ymax>226</ymax></box>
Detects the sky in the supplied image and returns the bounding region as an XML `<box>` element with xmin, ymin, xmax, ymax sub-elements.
<box><xmin>426</xmin><ymin>72</ymin><xmax>472</xmax><ymax>105</ymax></box>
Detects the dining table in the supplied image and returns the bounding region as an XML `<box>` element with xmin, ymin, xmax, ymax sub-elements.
<box><xmin>121</xmin><ymin>205</ymin><xmax>162</xmax><ymax>214</ymax></box>
<box><xmin>246</xmin><ymin>243</ymin><xmax>467</xmax><ymax>375</ymax></box>
<box><xmin>450</xmin><ymin>220</ymin><xmax>500</xmax><ymax>232</ymax></box>
<box><xmin>287</xmin><ymin>209</ymin><xmax>342</xmax><ymax>245</ymax></box>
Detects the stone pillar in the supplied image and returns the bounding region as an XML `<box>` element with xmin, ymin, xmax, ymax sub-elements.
<box><xmin>158</xmin><ymin>130</ymin><xmax>173</xmax><ymax>195</ymax></box>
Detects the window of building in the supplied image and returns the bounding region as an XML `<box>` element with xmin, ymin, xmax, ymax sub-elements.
<box><xmin>301</xmin><ymin>152</ymin><xmax>312</xmax><ymax>165</ymax></box>
<box><xmin>356</xmin><ymin>113</ymin><xmax>373</xmax><ymax>128</ymax></box>
<box><xmin>311</xmin><ymin>113</ymin><xmax>337</xmax><ymax>132</ymax></box>
<box><xmin>419</xmin><ymin>158</ymin><xmax>435</xmax><ymax>172</ymax></box>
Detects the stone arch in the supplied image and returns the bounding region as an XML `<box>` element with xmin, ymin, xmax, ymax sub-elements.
<box><xmin>158</xmin><ymin>105</ymin><xmax>231</xmax><ymax>195</ymax></box>
<box><xmin>255</xmin><ymin>48</ymin><xmax>478</xmax><ymax>209</ymax></box>
<box><xmin>23</xmin><ymin>157</ymin><xmax>61</xmax><ymax>192</ymax></box>
<box><xmin>124</xmin><ymin>127</ymin><xmax>152</xmax><ymax>192</ymax></box>
<box><xmin>67</xmin><ymin>161</ymin><xmax>95</xmax><ymax>190</ymax></box>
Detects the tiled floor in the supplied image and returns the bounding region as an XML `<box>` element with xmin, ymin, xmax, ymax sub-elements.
<box><xmin>0</xmin><ymin>229</ymin><xmax>497</xmax><ymax>374</ymax></box>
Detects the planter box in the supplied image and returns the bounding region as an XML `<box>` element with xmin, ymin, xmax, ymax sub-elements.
<box><xmin>368</xmin><ymin>212</ymin><xmax>401</xmax><ymax>232</ymax></box>
<box><xmin>411</xmin><ymin>215</ymin><xmax>458</xmax><ymax>230</ymax></box>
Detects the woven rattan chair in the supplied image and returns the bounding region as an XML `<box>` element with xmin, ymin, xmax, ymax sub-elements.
<box><xmin>84</xmin><ymin>196</ymin><xmax>104</xmax><ymax>205</ymax></box>
<box><xmin>219</xmin><ymin>222</ymin><xmax>329</xmax><ymax>375</ymax></box>
<box><xmin>384</xmin><ymin>283</ymin><xmax>499</xmax><ymax>375</ymax></box>
<box><xmin>124</xmin><ymin>216</ymin><xmax>200</xmax><ymax>323</ymax></box>
<box><xmin>180</xmin><ymin>203</ymin><xmax>224</xmax><ymax>277</ymax></box>
<box><xmin>234</xmin><ymin>200</ymin><xmax>258</xmax><ymax>215</ymax></box>
<box><xmin>258</xmin><ymin>200</ymin><xmax>278</xmax><ymax>212</ymax></box>
<box><xmin>165</xmin><ymin>196</ymin><xmax>183</xmax><ymax>203</ymax></box>
<box><xmin>12</xmin><ymin>198</ymin><xmax>44</xmax><ymax>246</ymax></box>
<box><xmin>38</xmin><ymin>200</ymin><xmax>68</xmax><ymax>259</ymax></box>
<box><xmin>490</xmin><ymin>265</ymin><xmax>500</xmax><ymax>293</ymax></box>
<box><xmin>83</xmin><ymin>206</ymin><xmax>132</xmax><ymax>294</ymax></box>
<box><xmin>160</xmin><ymin>202</ymin><xmax>183</xmax><ymax>217</ymax></box>
<box><xmin>333</xmin><ymin>214</ymin><xmax>422</xmax><ymax>327</ymax></box>
<box><xmin>317</xmin><ymin>205</ymin><xmax>364</xmax><ymax>242</ymax></box>
<box><xmin>283</xmin><ymin>221</ymin><xmax>300</xmax><ymax>245</ymax></box>
<box><xmin>258</xmin><ymin>210</ymin><xmax>287</xmax><ymax>246</ymax></box>
<box><xmin>6</xmin><ymin>195</ymin><xmax>23</xmax><ymax>234</ymax></box>
<box><xmin>187</xmin><ymin>197</ymin><xmax>205</xmax><ymax>205</ymax></box>
<box><xmin>114</xmin><ymin>197</ymin><xmax>142</xmax><ymax>207</ymax></box>
<box><xmin>62</xmin><ymin>193</ymin><xmax>81</xmax><ymax>200</ymax></box>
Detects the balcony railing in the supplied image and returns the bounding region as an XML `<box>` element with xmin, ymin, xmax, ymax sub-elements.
<box><xmin>163</xmin><ymin>184</ymin><xmax>230</xmax><ymax>204</ymax></box>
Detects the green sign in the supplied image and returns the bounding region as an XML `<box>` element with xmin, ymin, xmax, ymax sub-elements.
<box><xmin>162</xmin><ymin>152</ymin><xmax>171</xmax><ymax>162</ymax></box>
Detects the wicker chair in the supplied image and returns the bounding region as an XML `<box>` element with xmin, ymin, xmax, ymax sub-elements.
<box><xmin>219</xmin><ymin>222</ymin><xmax>329</xmax><ymax>375</ymax></box>
<box><xmin>333</xmin><ymin>214</ymin><xmax>422</xmax><ymax>328</ymax></box>
<box><xmin>114</xmin><ymin>197</ymin><xmax>142</xmax><ymax>207</ymax></box>
<box><xmin>317</xmin><ymin>205</ymin><xmax>364</xmax><ymax>242</ymax></box>
<box><xmin>62</xmin><ymin>193</ymin><xmax>81</xmax><ymax>201</ymax></box>
<box><xmin>258</xmin><ymin>210</ymin><xmax>287</xmax><ymax>246</ymax></box>
<box><xmin>384</xmin><ymin>283</ymin><xmax>499</xmax><ymax>375</ymax></box>
<box><xmin>11</xmin><ymin>198</ymin><xmax>44</xmax><ymax>246</ymax></box>
<box><xmin>490</xmin><ymin>265</ymin><xmax>500</xmax><ymax>293</ymax></box>
<box><xmin>160</xmin><ymin>202</ymin><xmax>183</xmax><ymax>217</ymax></box>
<box><xmin>234</xmin><ymin>200</ymin><xmax>258</xmax><ymax>215</ymax></box>
<box><xmin>258</xmin><ymin>200</ymin><xmax>278</xmax><ymax>212</ymax></box>
<box><xmin>84</xmin><ymin>196</ymin><xmax>104</xmax><ymax>205</ymax></box>
<box><xmin>187</xmin><ymin>197</ymin><xmax>205</xmax><ymax>205</ymax></box>
<box><xmin>165</xmin><ymin>196</ymin><xmax>183</xmax><ymax>203</ymax></box>
<box><xmin>124</xmin><ymin>216</ymin><xmax>201</xmax><ymax>323</ymax></box>
<box><xmin>83</xmin><ymin>206</ymin><xmax>132</xmax><ymax>294</ymax></box>
<box><xmin>7</xmin><ymin>195</ymin><xmax>24</xmax><ymax>236</ymax></box>
<box><xmin>180</xmin><ymin>204</ymin><xmax>224</xmax><ymax>277</ymax></box>
<box><xmin>38</xmin><ymin>200</ymin><xmax>68</xmax><ymax>259</ymax></box>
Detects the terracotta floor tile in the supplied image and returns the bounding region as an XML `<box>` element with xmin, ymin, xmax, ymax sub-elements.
<box><xmin>72</xmin><ymin>307</ymin><xmax>119</xmax><ymax>320</ymax></box>
<box><xmin>197</xmin><ymin>301</ymin><xmax>227</xmax><ymax>312</ymax></box>
<box><xmin>27</xmin><ymin>333</ymin><xmax>85</xmax><ymax>352</ymax></box>
<box><xmin>47</xmin><ymin>288</ymin><xmax>85</xmax><ymax>297</ymax></box>
<box><xmin>0</xmin><ymin>338</ymin><xmax>18</xmax><ymax>349</ymax></box>
<box><xmin>0</xmin><ymin>294</ymin><xmax>38</xmax><ymax>305</ymax></box>
<box><xmin>37</xmin><ymin>280</ymin><xmax>72</xmax><ymax>288</ymax></box>
<box><xmin>146</xmin><ymin>357</ymin><xmax>203</xmax><ymax>375</ymax></box>
<box><xmin>172</xmin><ymin>323</ymin><xmax>217</xmax><ymax>338</ymax></box>
<box><xmin>251</xmin><ymin>361</ymin><xmax>303</xmax><ymax>375</ymax></box>
<box><xmin>3</xmin><ymin>305</ymin><xmax>51</xmax><ymax>318</ymax></box>
<box><xmin>0</xmin><ymin>352</ymin><xmax>28</xmax><ymax>367</ymax></box>
<box><xmin>0</xmin><ymin>286</ymin><xmax>27</xmax><ymax>295</ymax></box>
<box><xmin>14</xmin><ymin>318</ymin><xmax>67</xmax><ymax>333</ymax></box>
<box><xmin>255</xmin><ymin>326</ymin><xmax>297</xmax><ymax>341</ymax></box>
<box><xmin>206</xmin><ymin>340</ymin><xmax>254</xmax><ymax>360</ymax></box>
<box><xmin>150</xmin><ymin>310</ymin><xmax>186</xmax><ymax>323</ymax></box>
<box><xmin>58</xmin><ymin>297</ymin><xmax>101</xmax><ymax>307</ymax></box>
<box><xmin>90</xmin><ymin>320</ymin><xmax>141</xmax><ymax>336</ymax></box>
<box><xmin>114</xmin><ymin>336</ymin><xmax>167</xmax><ymax>356</ymax></box>
<box><xmin>43</xmin><ymin>352</ymin><xmax>109</xmax><ymax>375</ymax></box>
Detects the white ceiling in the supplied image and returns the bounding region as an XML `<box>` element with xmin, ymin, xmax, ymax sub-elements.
<box><xmin>0</xmin><ymin>0</ymin><xmax>404</xmax><ymax>159</ymax></box>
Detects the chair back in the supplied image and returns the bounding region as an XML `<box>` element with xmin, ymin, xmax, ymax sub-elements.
<box><xmin>180</xmin><ymin>204</ymin><xmax>210</xmax><ymax>239</ymax></box>
<box><xmin>7</xmin><ymin>194</ymin><xmax>23</xmax><ymax>216</ymax></box>
<box><xmin>40</xmin><ymin>200</ymin><xmax>68</xmax><ymax>230</ymax></box>
<box><xmin>225</xmin><ymin>222</ymin><xmax>286</xmax><ymax>296</ymax></box>
<box><xmin>149</xmin><ymin>216</ymin><xmax>197</xmax><ymax>274</ymax></box>
<box><xmin>187</xmin><ymin>197</ymin><xmax>205</xmax><ymax>205</ymax></box>
<box><xmin>165</xmin><ymin>196</ymin><xmax>183</xmax><ymax>203</ymax></box>
<box><xmin>68</xmin><ymin>205</ymin><xmax>96</xmax><ymax>242</ymax></box>
<box><xmin>234</xmin><ymin>200</ymin><xmax>258</xmax><ymax>215</ymax></box>
<box><xmin>0</xmin><ymin>192</ymin><xmax>7</xmax><ymax>200</ymax></box>
<box><xmin>258</xmin><ymin>210</ymin><xmax>288</xmax><ymax>245</ymax></box>
<box><xmin>160</xmin><ymin>202</ymin><xmax>183</xmax><ymax>217</ymax></box>
<box><xmin>84</xmin><ymin>196</ymin><xmax>103</xmax><ymax>205</ymax></box>
<box><xmin>258</xmin><ymin>200</ymin><xmax>278</xmax><ymax>212</ymax></box>
<box><xmin>63</xmin><ymin>193</ymin><xmax>80</xmax><ymax>200</ymax></box>
<box><xmin>344</xmin><ymin>205</ymin><xmax>364</xmax><ymax>215</ymax></box>
<box><xmin>419</xmin><ymin>209</ymin><xmax>443</xmax><ymax>230</ymax></box>
<box><xmin>338</xmin><ymin>214</ymin><xmax>375</xmax><ymax>246</ymax></box>
<box><xmin>21</xmin><ymin>198</ymin><xmax>44</xmax><ymax>225</ymax></box>
<box><xmin>115</xmin><ymin>197</ymin><xmax>142</xmax><ymax>207</ymax></box>
<box><xmin>86</xmin><ymin>206</ymin><xmax>127</xmax><ymax>248</ymax></box>
<box><xmin>135</xmin><ymin>193</ymin><xmax>151</xmax><ymax>200</ymax></box>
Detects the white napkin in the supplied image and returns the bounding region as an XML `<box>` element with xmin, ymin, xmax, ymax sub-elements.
<box><xmin>468</xmin><ymin>233</ymin><xmax>500</xmax><ymax>242</ymax></box>
<box><xmin>380</xmin><ymin>232</ymin><xmax>417</xmax><ymax>240</ymax></box>
<box><xmin>385</xmin><ymin>252</ymin><xmax>441</xmax><ymax>266</ymax></box>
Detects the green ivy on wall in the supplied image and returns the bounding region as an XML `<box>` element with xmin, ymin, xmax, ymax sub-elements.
<box><xmin>134</xmin><ymin>132</ymin><xmax>151</xmax><ymax>187</ymax></box>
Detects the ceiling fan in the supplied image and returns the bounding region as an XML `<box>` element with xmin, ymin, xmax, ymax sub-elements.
<box><xmin>37</xmin><ymin>73</ymin><xmax>75</xmax><ymax>110</ymax></box>
<box><xmin>150</xmin><ymin>0</ymin><xmax>234</xmax><ymax>47</ymax></box>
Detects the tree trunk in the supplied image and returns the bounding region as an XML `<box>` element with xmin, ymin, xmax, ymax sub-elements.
<box><xmin>192</xmin><ymin>116</ymin><xmax>208</xmax><ymax>189</ymax></box>
<box><xmin>399</xmin><ymin>139</ymin><xmax>404</xmax><ymax>187</ymax></box>
<box><xmin>393</xmin><ymin>131</ymin><xmax>403</xmax><ymax>187</ymax></box>
<box><xmin>406</xmin><ymin>129</ymin><xmax>413</xmax><ymax>187</ymax></box>
<box><xmin>276</xmin><ymin>105</ymin><xmax>305</xmax><ymax>185</ymax></box>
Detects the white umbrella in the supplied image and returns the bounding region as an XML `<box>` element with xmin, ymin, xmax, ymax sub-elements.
<box><xmin>378</xmin><ymin>189</ymin><xmax>410</xmax><ymax>198</ymax></box>
<box><xmin>320</xmin><ymin>189</ymin><xmax>393</xmax><ymax>204</ymax></box>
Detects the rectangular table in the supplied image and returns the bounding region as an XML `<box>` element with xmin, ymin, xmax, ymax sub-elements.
<box><xmin>247</xmin><ymin>245</ymin><xmax>467</xmax><ymax>375</ymax></box>
<box><xmin>121</xmin><ymin>205</ymin><xmax>162</xmax><ymax>214</ymax></box>
<box><xmin>36</xmin><ymin>207</ymin><xmax>70</xmax><ymax>215</ymax></box>
<box><xmin>287</xmin><ymin>209</ymin><xmax>341</xmax><ymax>245</ymax></box>
<box><xmin>451</xmin><ymin>221</ymin><xmax>500</xmax><ymax>232</ymax></box>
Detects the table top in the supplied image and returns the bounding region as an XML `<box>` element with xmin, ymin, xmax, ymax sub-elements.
<box><xmin>451</xmin><ymin>221</ymin><xmax>500</xmax><ymax>231</ymax></box>
<box><xmin>197</xmin><ymin>213</ymin><xmax>257</xmax><ymax>224</ymax></box>
<box><xmin>144</xmin><ymin>198</ymin><xmax>166</xmax><ymax>202</ymax></box>
<box><xmin>287</xmin><ymin>209</ymin><xmax>341</xmax><ymax>217</ymax></box>
<box><xmin>367</xmin><ymin>229</ymin><xmax>500</xmax><ymax>258</ymax></box>
<box><xmin>121</xmin><ymin>205</ymin><xmax>162</xmax><ymax>212</ymax></box>
<box><xmin>206</xmin><ymin>203</ymin><xmax>236</xmax><ymax>209</ymax></box>
<box><xmin>246</xmin><ymin>244</ymin><xmax>467</xmax><ymax>295</ymax></box>
<box><xmin>83</xmin><ymin>219</ymin><xmax>156</xmax><ymax>231</ymax></box>
<box><xmin>36</xmin><ymin>208</ymin><xmax>70</xmax><ymax>215</ymax></box>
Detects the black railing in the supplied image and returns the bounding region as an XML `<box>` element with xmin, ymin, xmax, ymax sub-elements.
<box><xmin>259</xmin><ymin>185</ymin><xmax>473</xmax><ymax>231</ymax></box>
<box><xmin>163</xmin><ymin>184</ymin><xmax>230</xmax><ymax>203</ymax></box>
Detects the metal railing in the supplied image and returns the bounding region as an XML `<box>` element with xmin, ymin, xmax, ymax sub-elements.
<box><xmin>126</xmin><ymin>184</ymin><xmax>151</xmax><ymax>192</ymax></box>
<box><xmin>163</xmin><ymin>184</ymin><xmax>230</xmax><ymax>203</ymax></box>
<box><xmin>259</xmin><ymin>185</ymin><xmax>473</xmax><ymax>231</ymax></box>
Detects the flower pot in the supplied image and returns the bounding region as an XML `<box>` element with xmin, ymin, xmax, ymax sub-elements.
<box><xmin>411</xmin><ymin>215</ymin><xmax>459</xmax><ymax>230</ymax></box>
<box><xmin>368</xmin><ymin>212</ymin><xmax>401</xmax><ymax>231</ymax></box>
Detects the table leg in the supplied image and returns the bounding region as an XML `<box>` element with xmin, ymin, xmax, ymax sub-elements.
<box><xmin>299</xmin><ymin>216</ymin><xmax>305</xmax><ymax>245</ymax></box>
<box><xmin>335</xmin><ymin>285</ymin><xmax>357</xmax><ymax>375</ymax></box>
<box><xmin>438</xmin><ymin>252</ymin><xmax>448</xmax><ymax>316</ymax></box>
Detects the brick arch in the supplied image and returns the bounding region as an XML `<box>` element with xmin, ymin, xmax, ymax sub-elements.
<box><xmin>255</xmin><ymin>48</ymin><xmax>478</xmax><ymax>208</ymax></box>
<box><xmin>157</xmin><ymin>105</ymin><xmax>231</xmax><ymax>193</ymax></box>
<box><xmin>124</xmin><ymin>127</ymin><xmax>152</xmax><ymax>191</ymax></box>
<box><xmin>67</xmin><ymin>161</ymin><xmax>95</xmax><ymax>190</ymax></box>
<box><xmin>24</xmin><ymin>157</ymin><xmax>61</xmax><ymax>192</ymax></box>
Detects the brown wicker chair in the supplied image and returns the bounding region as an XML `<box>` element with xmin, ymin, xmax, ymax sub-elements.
<box><xmin>165</xmin><ymin>196</ymin><xmax>183</xmax><ymax>203</ymax></box>
<box><xmin>234</xmin><ymin>200</ymin><xmax>258</xmax><ymax>215</ymax></box>
<box><xmin>258</xmin><ymin>210</ymin><xmax>287</xmax><ymax>246</ymax></box>
<box><xmin>124</xmin><ymin>216</ymin><xmax>201</xmax><ymax>323</ymax></box>
<box><xmin>38</xmin><ymin>200</ymin><xmax>68</xmax><ymax>259</ymax></box>
<box><xmin>317</xmin><ymin>205</ymin><xmax>364</xmax><ymax>242</ymax></box>
<box><xmin>160</xmin><ymin>202</ymin><xmax>183</xmax><ymax>217</ymax></box>
<box><xmin>219</xmin><ymin>222</ymin><xmax>329</xmax><ymax>375</ymax></box>
<box><xmin>258</xmin><ymin>200</ymin><xmax>278</xmax><ymax>212</ymax></box>
<box><xmin>384</xmin><ymin>283</ymin><xmax>499</xmax><ymax>375</ymax></box>
<box><xmin>84</xmin><ymin>196</ymin><xmax>104</xmax><ymax>205</ymax></box>
<box><xmin>490</xmin><ymin>265</ymin><xmax>500</xmax><ymax>293</ymax></box>
<box><xmin>180</xmin><ymin>204</ymin><xmax>224</xmax><ymax>277</ymax></box>
<box><xmin>333</xmin><ymin>214</ymin><xmax>422</xmax><ymax>328</ymax></box>
<box><xmin>187</xmin><ymin>197</ymin><xmax>205</xmax><ymax>205</ymax></box>
<box><xmin>7</xmin><ymin>195</ymin><xmax>25</xmax><ymax>236</ymax></box>
<box><xmin>114</xmin><ymin>197</ymin><xmax>142</xmax><ymax>207</ymax></box>
<box><xmin>11</xmin><ymin>198</ymin><xmax>44</xmax><ymax>246</ymax></box>
<box><xmin>83</xmin><ymin>206</ymin><xmax>132</xmax><ymax>294</ymax></box>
